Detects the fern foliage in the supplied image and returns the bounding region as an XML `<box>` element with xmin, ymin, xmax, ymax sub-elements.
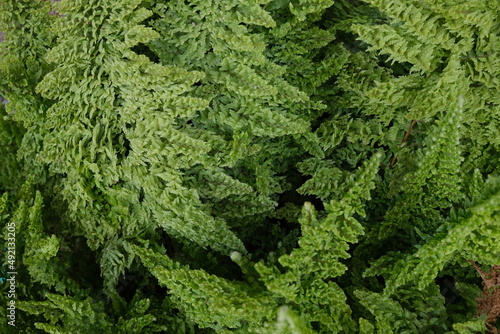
<box><xmin>1</xmin><ymin>0</ymin><xmax>499</xmax><ymax>333</ymax></box>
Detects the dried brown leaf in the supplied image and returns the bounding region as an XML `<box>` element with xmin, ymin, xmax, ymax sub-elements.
<box><xmin>469</xmin><ymin>260</ymin><xmax>500</xmax><ymax>334</ymax></box>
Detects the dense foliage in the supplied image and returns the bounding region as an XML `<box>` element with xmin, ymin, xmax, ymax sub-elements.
<box><xmin>1</xmin><ymin>0</ymin><xmax>499</xmax><ymax>333</ymax></box>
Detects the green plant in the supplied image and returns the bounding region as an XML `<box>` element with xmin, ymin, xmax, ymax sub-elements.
<box><xmin>1</xmin><ymin>0</ymin><xmax>499</xmax><ymax>333</ymax></box>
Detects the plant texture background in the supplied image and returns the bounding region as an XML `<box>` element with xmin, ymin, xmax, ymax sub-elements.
<box><xmin>0</xmin><ymin>0</ymin><xmax>499</xmax><ymax>333</ymax></box>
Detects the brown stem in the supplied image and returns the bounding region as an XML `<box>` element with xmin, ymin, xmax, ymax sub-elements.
<box><xmin>390</xmin><ymin>119</ymin><xmax>417</xmax><ymax>168</ymax></box>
